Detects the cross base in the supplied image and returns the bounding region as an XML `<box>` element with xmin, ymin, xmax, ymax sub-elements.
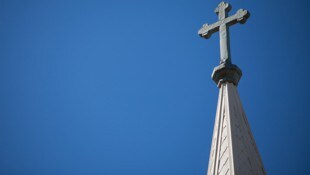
<box><xmin>212</xmin><ymin>63</ymin><xmax>242</xmax><ymax>87</ymax></box>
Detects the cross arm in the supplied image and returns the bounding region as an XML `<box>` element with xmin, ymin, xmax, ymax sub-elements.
<box><xmin>198</xmin><ymin>9</ymin><xmax>250</xmax><ymax>39</ymax></box>
<box><xmin>198</xmin><ymin>22</ymin><xmax>221</xmax><ymax>39</ymax></box>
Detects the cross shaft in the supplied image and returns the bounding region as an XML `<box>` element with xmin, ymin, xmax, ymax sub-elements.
<box><xmin>198</xmin><ymin>2</ymin><xmax>250</xmax><ymax>64</ymax></box>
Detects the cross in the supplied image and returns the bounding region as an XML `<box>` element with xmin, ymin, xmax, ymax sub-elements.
<box><xmin>198</xmin><ymin>2</ymin><xmax>250</xmax><ymax>64</ymax></box>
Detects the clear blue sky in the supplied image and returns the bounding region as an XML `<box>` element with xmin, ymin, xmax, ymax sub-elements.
<box><xmin>0</xmin><ymin>0</ymin><xmax>309</xmax><ymax>174</ymax></box>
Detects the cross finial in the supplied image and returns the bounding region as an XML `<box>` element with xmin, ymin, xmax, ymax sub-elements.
<box><xmin>198</xmin><ymin>2</ymin><xmax>250</xmax><ymax>86</ymax></box>
<box><xmin>198</xmin><ymin>2</ymin><xmax>250</xmax><ymax>64</ymax></box>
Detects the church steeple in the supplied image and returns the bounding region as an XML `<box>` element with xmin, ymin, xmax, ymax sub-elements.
<box><xmin>206</xmin><ymin>83</ymin><xmax>266</xmax><ymax>175</ymax></box>
<box><xmin>198</xmin><ymin>2</ymin><xmax>266</xmax><ymax>175</ymax></box>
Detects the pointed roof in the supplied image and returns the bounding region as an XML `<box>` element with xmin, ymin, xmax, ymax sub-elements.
<box><xmin>207</xmin><ymin>83</ymin><xmax>266</xmax><ymax>175</ymax></box>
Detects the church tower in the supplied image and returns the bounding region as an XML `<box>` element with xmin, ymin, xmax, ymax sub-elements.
<box><xmin>198</xmin><ymin>2</ymin><xmax>266</xmax><ymax>175</ymax></box>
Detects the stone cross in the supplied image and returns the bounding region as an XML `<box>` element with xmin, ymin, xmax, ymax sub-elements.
<box><xmin>198</xmin><ymin>2</ymin><xmax>250</xmax><ymax>64</ymax></box>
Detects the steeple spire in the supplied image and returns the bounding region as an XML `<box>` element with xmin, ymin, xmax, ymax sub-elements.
<box><xmin>198</xmin><ymin>2</ymin><xmax>266</xmax><ymax>175</ymax></box>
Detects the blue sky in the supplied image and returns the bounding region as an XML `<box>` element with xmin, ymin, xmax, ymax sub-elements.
<box><xmin>0</xmin><ymin>0</ymin><xmax>309</xmax><ymax>174</ymax></box>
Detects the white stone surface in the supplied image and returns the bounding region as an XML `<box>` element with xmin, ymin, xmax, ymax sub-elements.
<box><xmin>207</xmin><ymin>83</ymin><xmax>266</xmax><ymax>175</ymax></box>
